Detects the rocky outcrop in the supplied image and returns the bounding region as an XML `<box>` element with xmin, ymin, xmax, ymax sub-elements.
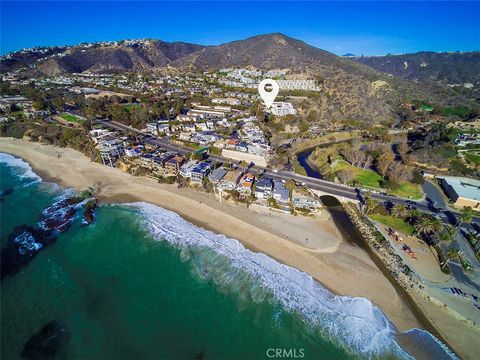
<box><xmin>82</xmin><ymin>199</ymin><xmax>98</xmax><ymax>225</ymax></box>
<box><xmin>1</xmin><ymin>226</ymin><xmax>57</xmax><ymax>279</ymax></box>
<box><xmin>20</xmin><ymin>321</ymin><xmax>70</xmax><ymax>360</ymax></box>
<box><xmin>1</xmin><ymin>193</ymin><xmax>97</xmax><ymax>279</ymax></box>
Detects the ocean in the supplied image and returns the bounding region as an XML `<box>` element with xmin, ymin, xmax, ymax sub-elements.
<box><xmin>0</xmin><ymin>152</ymin><xmax>456</xmax><ymax>360</ymax></box>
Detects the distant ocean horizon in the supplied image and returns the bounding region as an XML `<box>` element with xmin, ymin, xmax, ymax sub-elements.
<box><xmin>0</xmin><ymin>152</ymin><xmax>456</xmax><ymax>360</ymax></box>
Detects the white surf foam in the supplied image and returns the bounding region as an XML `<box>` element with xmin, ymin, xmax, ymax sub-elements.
<box><xmin>14</xmin><ymin>231</ymin><xmax>43</xmax><ymax>255</ymax></box>
<box><xmin>0</xmin><ymin>152</ymin><xmax>42</xmax><ymax>181</ymax></box>
<box><xmin>400</xmin><ymin>328</ymin><xmax>458</xmax><ymax>360</ymax></box>
<box><xmin>129</xmin><ymin>201</ymin><xmax>417</xmax><ymax>357</ymax></box>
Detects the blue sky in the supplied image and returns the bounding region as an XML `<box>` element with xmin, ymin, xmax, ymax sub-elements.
<box><xmin>1</xmin><ymin>1</ymin><xmax>479</xmax><ymax>55</ymax></box>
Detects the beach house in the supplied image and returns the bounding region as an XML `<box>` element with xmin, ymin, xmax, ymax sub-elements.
<box><xmin>190</xmin><ymin>161</ymin><xmax>214</xmax><ymax>183</ymax></box>
<box><xmin>273</xmin><ymin>180</ymin><xmax>290</xmax><ymax>204</ymax></box>
<box><xmin>209</xmin><ymin>167</ymin><xmax>228</xmax><ymax>185</ymax></box>
<box><xmin>217</xmin><ymin>170</ymin><xmax>242</xmax><ymax>191</ymax></box>
<box><xmin>164</xmin><ymin>155</ymin><xmax>186</xmax><ymax>176</ymax></box>
<box><xmin>179</xmin><ymin>160</ymin><xmax>198</xmax><ymax>178</ymax></box>
<box><xmin>254</xmin><ymin>177</ymin><xmax>274</xmax><ymax>200</ymax></box>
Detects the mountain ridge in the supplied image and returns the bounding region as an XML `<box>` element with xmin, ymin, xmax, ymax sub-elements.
<box><xmin>353</xmin><ymin>51</ymin><xmax>480</xmax><ymax>85</ymax></box>
<box><xmin>1</xmin><ymin>33</ymin><xmax>477</xmax><ymax>125</ymax></box>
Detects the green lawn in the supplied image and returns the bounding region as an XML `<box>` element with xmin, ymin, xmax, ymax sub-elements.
<box><xmin>60</xmin><ymin>114</ymin><xmax>83</xmax><ymax>124</ymax></box>
<box><xmin>333</xmin><ymin>159</ymin><xmax>422</xmax><ymax>199</ymax></box>
<box><xmin>123</xmin><ymin>104</ymin><xmax>140</xmax><ymax>111</ymax></box>
<box><xmin>465</xmin><ymin>152</ymin><xmax>480</xmax><ymax>165</ymax></box>
<box><xmin>292</xmin><ymin>158</ymin><xmax>307</xmax><ymax>176</ymax></box>
<box><xmin>356</xmin><ymin>169</ymin><xmax>383</xmax><ymax>188</ymax></box>
<box><xmin>388</xmin><ymin>182</ymin><xmax>423</xmax><ymax>199</ymax></box>
<box><xmin>369</xmin><ymin>214</ymin><xmax>415</xmax><ymax>235</ymax></box>
<box><xmin>333</xmin><ymin>160</ymin><xmax>382</xmax><ymax>188</ymax></box>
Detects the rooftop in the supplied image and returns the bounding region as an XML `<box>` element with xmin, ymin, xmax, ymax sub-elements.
<box><xmin>438</xmin><ymin>176</ymin><xmax>480</xmax><ymax>201</ymax></box>
<box><xmin>209</xmin><ymin>167</ymin><xmax>228</xmax><ymax>182</ymax></box>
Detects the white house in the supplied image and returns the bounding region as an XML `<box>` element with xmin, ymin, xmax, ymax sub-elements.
<box><xmin>270</xmin><ymin>102</ymin><xmax>296</xmax><ymax>116</ymax></box>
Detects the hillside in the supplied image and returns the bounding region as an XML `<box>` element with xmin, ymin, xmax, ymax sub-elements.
<box><xmin>0</xmin><ymin>46</ymin><xmax>69</xmax><ymax>72</ymax></box>
<box><xmin>172</xmin><ymin>33</ymin><xmax>350</xmax><ymax>70</ymax></box>
<box><xmin>354</xmin><ymin>52</ymin><xmax>480</xmax><ymax>85</ymax></box>
<box><xmin>1</xmin><ymin>40</ymin><xmax>204</xmax><ymax>75</ymax></box>
<box><xmin>1</xmin><ymin>34</ymin><xmax>476</xmax><ymax>125</ymax></box>
<box><xmin>171</xmin><ymin>33</ymin><xmax>476</xmax><ymax>124</ymax></box>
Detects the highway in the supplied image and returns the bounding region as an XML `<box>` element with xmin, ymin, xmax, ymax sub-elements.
<box><xmin>93</xmin><ymin>118</ymin><xmax>479</xmax><ymax>225</ymax></box>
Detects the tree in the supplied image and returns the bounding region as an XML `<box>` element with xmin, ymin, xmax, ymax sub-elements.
<box><xmin>343</xmin><ymin>143</ymin><xmax>366</xmax><ymax>168</ymax></box>
<box><xmin>336</xmin><ymin>168</ymin><xmax>355</xmax><ymax>184</ymax></box>
<box><xmin>239</xmin><ymin>160</ymin><xmax>249</xmax><ymax>172</ymax></box>
<box><xmin>446</xmin><ymin>248</ymin><xmax>460</xmax><ymax>261</ymax></box>
<box><xmin>32</xmin><ymin>99</ymin><xmax>47</xmax><ymax>111</ymax></box>
<box><xmin>363</xmin><ymin>193</ymin><xmax>378</xmax><ymax>215</ymax></box>
<box><xmin>391</xmin><ymin>204</ymin><xmax>408</xmax><ymax>219</ymax></box>
<box><xmin>307</xmin><ymin>110</ymin><xmax>317</xmax><ymax>122</ymax></box>
<box><xmin>406</xmin><ymin>208</ymin><xmax>421</xmax><ymax>224</ymax></box>
<box><xmin>51</xmin><ymin>96</ymin><xmax>65</xmax><ymax>111</ymax></box>
<box><xmin>256</xmin><ymin>107</ymin><xmax>265</xmax><ymax>121</ymax></box>
<box><xmin>458</xmin><ymin>206</ymin><xmax>474</xmax><ymax>228</ymax></box>
<box><xmin>437</xmin><ymin>229</ymin><xmax>453</xmax><ymax>244</ymax></box>
<box><xmin>396</xmin><ymin>141</ymin><xmax>410</xmax><ymax>164</ymax></box>
<box><xmin>376</xmin><ymin>150</ymin><xmax>394</xmax><ymax>177</ymax></box>
<box><xmin>387</xmin><ymin>162</ymin><xmax>412</xmax><ymax>184</ymax></box>
<box><xmin>414</xmin><ymin>215</ymin><xmax>441</xmax><ymax>236</ymax></box>
<box><xmin>442</xmin><ymin>248</ymin><xmax>459</xmax><ymax>269</ymax></box>
<box><xmin>192</xmin><ymin>152</ymin><xmax>204</xmax><ymax>161</ymax></box>
<box><xmin>267</xmin><ymin>198</ymin><xmax>279</xmax><ymax>209</ymax></box>
<box><xmin>299</xmin><ymin>120</ymin><xmax>309</xmax><ymax>133</ymax></box>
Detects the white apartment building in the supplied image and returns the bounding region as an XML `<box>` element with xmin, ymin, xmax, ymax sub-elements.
<box><xmin>276</xmin><ymin>80</ymin><xmax>320</xmax><ymax>91</ymax></box>
<box><xmin>270</xmin><ymin>102</ymin><xmax>296</xmax><ymax>116</ymax></box>
<box><xmin>264</xmin><ymin>70</ymin><xmax>287</xmax><ymax>78</ymax></box>
<box><xmin>212</xmin><ymin>98</ymin><xmax>241</xmax><ymax>106</ymax></box>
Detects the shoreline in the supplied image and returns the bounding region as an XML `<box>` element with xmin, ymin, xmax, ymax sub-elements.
<box><xmin>2</xmin><ymin>138</ymin><xmax>478</xmax><ymax>358</ymax></box>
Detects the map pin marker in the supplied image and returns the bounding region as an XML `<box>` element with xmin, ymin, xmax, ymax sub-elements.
<box><xmin>258</xmin><ymin>79</ymin><xmax>279</xmax><ymax>109</ymax></box>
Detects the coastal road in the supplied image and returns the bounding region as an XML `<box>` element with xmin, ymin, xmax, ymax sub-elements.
<box><xmin>94</xmin><ymin>119</ymin><xmax>378</xmax><ymax>202</ymax></box>
<box><xmin>422</xmin><ymin>179</ymin><xmax>479</xmax><ymax>269</ymax></box>
<box><xmin>93</xmin><ymin>118</ymin><xmax>480</xmax><ymax>226</ymax></box>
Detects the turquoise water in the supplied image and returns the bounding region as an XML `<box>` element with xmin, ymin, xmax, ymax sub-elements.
<box><xmin>0</xmin><ymin>153</ymin><xmax>455</xmax><ymax>360</ymax></box>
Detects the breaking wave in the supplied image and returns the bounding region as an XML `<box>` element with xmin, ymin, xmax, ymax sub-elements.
<box><xmin>129</xmin><ymin>201</ymin><xmax>439</xmax><ymax>358</ymax></box>
<box><xmin>14</xmin><ymin>232</ymin><xmax>43</xmax><ymax>255</ymax></box>
<box><xmin>399</xmin><ymin>329</ymin><xmax>458</xmax><ymax>360</ymax></box>
<box><xmin>0</xmin><ymin>152</ymin><xmax>42</xmax><ymax>182</ymax></box>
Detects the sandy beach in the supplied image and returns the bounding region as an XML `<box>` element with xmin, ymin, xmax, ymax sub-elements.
<box><xmin>2</xmin><ymin>138</ymin><xmax>479</xmax><ymax>359</ymax></box>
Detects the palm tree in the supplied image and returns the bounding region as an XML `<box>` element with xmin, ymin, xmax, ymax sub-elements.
<box><xmin>447</xmin><ymin>248</ymin><xmax>460</xmax><ymax>261</ymax></box>
<box><xmin>431</xmin><ymin>217</ymin><xmax>442</xmax><ymax>233</ymax></box>
<box><xmin>445</xmin><ymin>224</ymin><xmax>456</xmax><ymax>236</ymax></box>
<box><xmin>391</xmin><ymin>204</ymin><xmax>408</xmax><ymax>219</ymax></box>
<box><xmin>239</xmin><ymin>160</ymin><xmax>249</xmax><ymax>173</ymax></box>
<box><xmin>457</xmin><ymin>206</ymin><xmax>474</xmax><ymax>228</ymax></box>
<box><xmin>406</xmin><ymin>208</ymin><xmax>421</xmax><ymax>224</ymax></box>
<box><xmin>414</xmin><ymin>215</ymin><xmax>439</xmax><ymax>236</ymax></box>
<box><xmin>442</xmin><ymin>248</ymin><xmax>459</xmax><ymax>269</ymax></box>
<box><xmin>437</xmin><ymin>228</ymin><xmax>454</xmax><ymax>244</ymax></box>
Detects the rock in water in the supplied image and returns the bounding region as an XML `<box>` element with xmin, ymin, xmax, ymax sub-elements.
<box><xmin>1</xmin><ymin>225</ymin><xmax>57</xmax><ymax>279</ymax></box>
<box><xmin>0</xmin><ymin>187</ymin><xmax>14</xmax><ymax>201</ymax></box>
<box><xmin>38</xmin><ymin>195</ymin><xmax>86</xmax><ymax>233</ymax></box>
<box><xmin>82</xmin><ymin>199</ymin><xmax>98</xmax><ymax>225</ymax></box>
<box><xmin>20</xmin><ymin>321</ymin><xmax>70</xmax><ymax>360</ymax></box>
